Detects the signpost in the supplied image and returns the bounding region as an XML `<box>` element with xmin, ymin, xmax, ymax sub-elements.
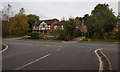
<box><xmin>81</xmin><ymin>19</ymin><xmax>84</xmax><ymax>37</ymax></box>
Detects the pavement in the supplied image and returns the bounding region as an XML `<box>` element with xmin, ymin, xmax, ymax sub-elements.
<box><xmin>5</xmin><ymin>36</ymin><xmax>30</xmax><ymax>40</ymax></box>
<box><xmin>72</xmin><ymin>36</ymin><xmax>85</xmax><ymax>41</ymax></box>
<box><xmin>2</xmin><ymin>39</ymin><xmax>118</xmax><ymax>70</ymax></box>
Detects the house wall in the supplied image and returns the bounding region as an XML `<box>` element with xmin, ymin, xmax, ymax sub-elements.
<box><xmin>50</xmin><ymin>20</ymin><xmax>59</xmax><ymax>32</ymax></box>
<box><xmin>32</xmin><ymin>20</ymin><xmax>59</xmax><ymax>36</ymax></box>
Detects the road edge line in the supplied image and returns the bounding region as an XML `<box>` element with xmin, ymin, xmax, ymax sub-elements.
<box><xmin>95</xmin><ymin>49</ymin><xmax>103</xmax><ymax>72</ymax></box>
<box><xmin>0</xmin><ymin>43</ymin><xmax>8</xmax><ymax>53</ymax></box>
<box><xmin>99</xmin><ymin>49</ymin><xmax>112</xmax><ymax>70</ymax></box>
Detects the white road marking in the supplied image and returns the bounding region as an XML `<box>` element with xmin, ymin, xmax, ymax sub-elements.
<box><xmin>0</xmin><ymin>43</ymin><xmax>8</xmax><ymax>53</ymax></box>
<box><xmin>99</xmin><ymin>49</ymin><xmax>112</xmax><ymax>70</ymax></box>
<box><xmin>57</xmin><ymin>48</ymin><xmax>61</xmax><ymax>51</ymax></box>
<box><xmin>95</xmin><ymin>49</ymin><xmax>112</xmax><ymax>71</ymax></box>
<box><xmin>94</xmin><ymin>49</ymin><xmax>103</xmax><ymax>71</ymax></box>
<box><xmin>15</xmin><ymin>54</ymin><xmax>51</xmax><ymax>70</ymax></box>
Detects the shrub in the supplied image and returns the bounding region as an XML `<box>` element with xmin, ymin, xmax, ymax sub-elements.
<box><xmin>84</xmin><ymin>32</ymin><xmax>89</xmax><ymax>38</ymax></box>
<box><xmin>28</xmin><ymin>32</ymin><xmax>39</xmax><ymax>39</ymax></box>
<box><xmin>109</xmin><ymin>32</ymin><xmax>116</xmax><ymax>39</ymax></box>
<box><xmin>118</xmin><ymin>32</ymin><xmax>120</xmax><ymax>40</ymax></box>
<box><xmin>45</xmin><ymin>36</ymin><xmax>56</xmax><ymax>40</ymax></box>
<box><xmin>57</xmin><ymin>31</ymin><xmax>65</xmax><ymax>40</ymax></box>
<box><xmin>64</xmin><ymin>34</ymin><xmax>72</xmax><ymax>41</ymax></box>
<box><xmin>38</xmin><ymin>33</ymin><xmax>44</xmax><ymax>39</ymax></box>
<box><xmin>73</xmin><ymin>31</ymin><xmax>87</xmax><ymax>37</ymax></box>
<box><xmin>92</xmin><ymin>32</ymin><xmax>100</xmax><ymax>39</ymax></box>
<box><xmin>103</xmin><ymin>32</ymin><xmax>109</xmax><ymax>40</ymax></box>
<box><xmin>115</xmin><ymin>32</ymin><xmax>119</xmax><ymax>40</ymax></box>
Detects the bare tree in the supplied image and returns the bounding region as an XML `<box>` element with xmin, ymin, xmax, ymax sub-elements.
<box><xmin>2</xmin><ymin>4</ymin><xmax>14</xmax><ymax>21</ymax></box>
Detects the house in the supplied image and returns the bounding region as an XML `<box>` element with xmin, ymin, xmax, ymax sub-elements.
<box><xmin>32</xmin><ymin>18</ymin><xmax>87</xmax><ymax>36</ymax></box>
<box><xmin>32</xmin><ymin>19</ymin><xmax>59</xmax><ymax>35</ymax></box>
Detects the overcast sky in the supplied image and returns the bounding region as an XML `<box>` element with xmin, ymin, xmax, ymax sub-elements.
<box><xmin>1</xmin><ymin>0</ymin><xmax>119</xmax><ymax>20</ymax></box>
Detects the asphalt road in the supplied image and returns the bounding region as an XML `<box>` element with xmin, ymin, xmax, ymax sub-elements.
<box><xmin>2</xmin><ymin>39</ymin><xmax>118</xmax><ymax>70</ymax></box>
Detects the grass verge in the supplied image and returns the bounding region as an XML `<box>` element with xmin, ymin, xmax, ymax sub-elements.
<box><xmin>78</xmin><ymin>38</ymin><xmax>119</xmax><ymax>43</ymax></box>
<box><xmin>0</xmin><ymin>43</ymin><xmax>6</xmax><ymax>51</ymax></box>
<box><xmin>97</xmin><ymin>50</ymin><xmax>112</xmax><ymax>71</ymax></box>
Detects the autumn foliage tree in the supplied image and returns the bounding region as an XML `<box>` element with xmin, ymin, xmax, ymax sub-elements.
<box><xmin>9</xmin><ymin>8</ymin><xmax>29</xmax><ymax>36</ymax></box>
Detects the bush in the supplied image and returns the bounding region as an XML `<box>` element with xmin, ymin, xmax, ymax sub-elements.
<box><xmin>84</xmin><ymin>32</ymin><xmax>89</xmax><ymax>38</ymax></box>
<box><xmin>103</xmin><ymin>32</ymin><xmax>109</xmax><ymax>40</ymax></box>
<box><xmin>57</xmin><ymin>31</ymin><xmax>65</xmax><ymax>40</ymax></box>
<box><xmin>117</xmin><ymin>32</ymin><xmax>120</xmax><ymax>40</ymax></box>
<box><xmin>45</xmin><ymin>36</ymin><xmax>56</xmax><ymax>40</ymax></box>
<box><xmin>28</xmin><ymin>32</ymin><xmax>39</xmax><ymax>39</ymax></box>
<box><xmin>38</xmin><ymin>33</ymin><xmax>44</xmax><ymax>39</ymax></box>
<box><xmin>109</xmin><ymin>32</ymin><xmax>116</xmax><ymax>39</ymax></box>
<box><xmin>114</xmin><ymin>31</ymin><xmax>119</xmax><ymax>40</ymax></box>
<box><xmin>73</xmin><ymin>31</ymin><xmax>87</xmax><ymax>37</ymax></box>
<box><xmin>83</xmin><ymin>38</ymin><xmax>89</xmax><ymax>41</ymax></box>
<box><xmin>64</xmin><ymin>34</ymin><xmax>72</xmax><ymax>41</ymax></box>
<box><xmin>92</xmin><ymin>32</ymin><xmax>100</xmax><ymax>39</ymax></box>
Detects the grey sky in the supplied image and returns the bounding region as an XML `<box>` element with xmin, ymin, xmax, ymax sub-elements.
<box><xmin>1</xmin><ymin>2</ymin><xmax>118</xmax><ymax>20</ymax></box>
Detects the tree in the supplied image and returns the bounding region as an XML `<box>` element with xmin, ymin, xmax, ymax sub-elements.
<box><xmin>2</xmin><ymin>4</ymin><xmax>14</xmax><ymax>37</ymax></box>
<box><xmin>27</xmin><ymin>14</ymin><xmax>39</xmax><ymax>32</ymax></box>
<box><xmin>83</xmin><ymin>14</ymin><xmax>89</xmax><ymax>25</ymax></box>
<box><xmin>87</xmin><ymin>3</ymin><xmax>117</xmax><ymax>39</ymax></box>
<box><xmin>75</xmin><ymin>16</ymin><xmax>82</xmax><ymax>22</ymax></box>
<box><xmin>9</xmin><ymin>8</ymin><xmax>29</xmax><ymax>36</ymax></box>
<box><xmin>2</xmin><ymin>4</ymin><xmax>14</xmax><ymax>21</ymax></box>
<box><xmin>56</xmin><ymin>18</ymin><xmax>78</xmax><ymax>41</ymax></box>
<box><xmin>2</xmin><ymin>21</ymin><xmax>10</xmax><ymax>37</ymax></box>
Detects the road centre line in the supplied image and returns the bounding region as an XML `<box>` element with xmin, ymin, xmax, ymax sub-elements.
<box><xmin>15</xmin><ymin>54</ymin><xmax>51</xmax><ymax>70</ymax></box>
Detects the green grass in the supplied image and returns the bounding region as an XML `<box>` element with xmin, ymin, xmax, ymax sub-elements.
<box><xmin>78</xmin><ymin>38</ymin><xmax>119</xmax><ymax>43</ymax></box>
<box><xmin>0</xmin><ymin>43</ymin><xmax>6</xmax><ymax>51</ymax></box>
<box><xmin>97</xmin><ymin>50</ymin><xmax>111</xmax><ymax>70</ymax></box>
<box><xmin>45</xmin><ymin>36</ymin><xmax>56</xmax><ymax>40</ymax></box>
